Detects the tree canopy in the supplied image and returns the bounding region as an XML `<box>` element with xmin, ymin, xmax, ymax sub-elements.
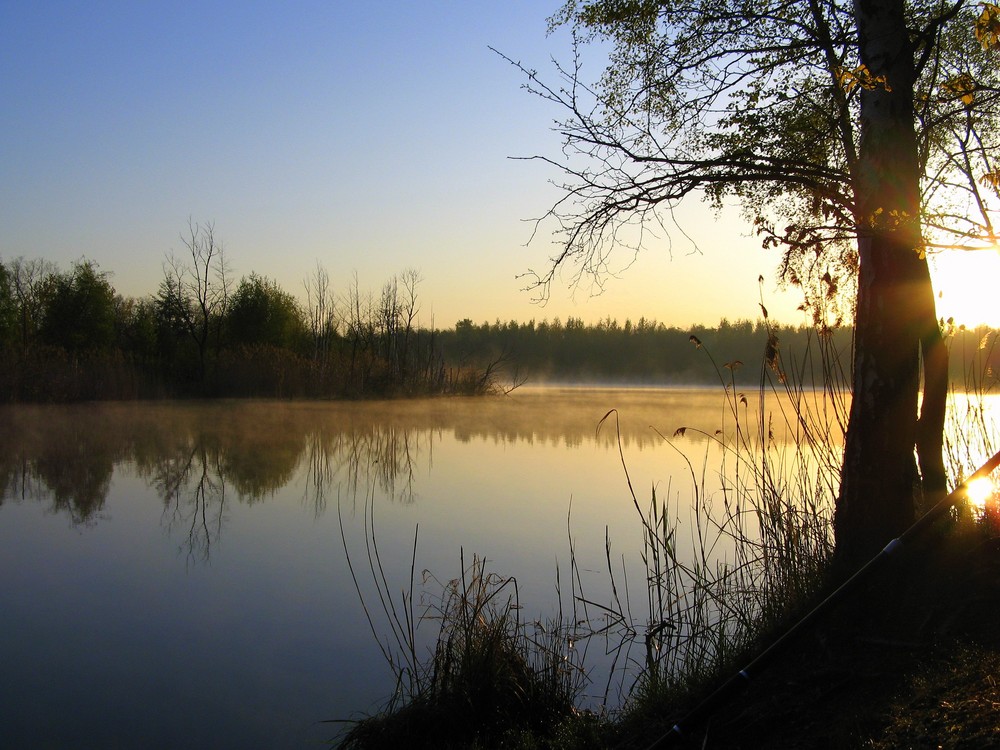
<box><xmin>517</xmin><ymin>0</ymin><xmax>1000</xmax><ymax>306</ymax></box>
<box><xmin>39</xmin><ymin>260</ymin><xmax>117</xmax><ymax>353</ymax></box>
<box><xmin>226</xmin><ymin>272</ymin><xmax>307</xmax><ymax>350</ymax></box>
<box><xmin>510</xmin><ymin>0</ymin><xmax>1000</xmax><ymax>562</ymax></box>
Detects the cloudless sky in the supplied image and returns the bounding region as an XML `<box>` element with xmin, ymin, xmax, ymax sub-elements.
<box><xmin>2</xmin><ymin>1</ymin><xmax>992</xmax><ymax>329</ymax></box>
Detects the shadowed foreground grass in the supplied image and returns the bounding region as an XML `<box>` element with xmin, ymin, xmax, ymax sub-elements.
<box><xmin>333</xmin><ymin>556</ymin><xmax>601</xmax><ymax>749</ymax></box>
<box><xmin>651</xmin><ymin>510</ymin><xmax>1000</xmax><ymax>749</ymax></box>
<box><xmin>335</xmin><ymin>507</ymin><xmax>1000</xmax><ymax>749</ymax></box>
<box><xmin>334</xmin><ymin>332</ymin><xmax>844</xmax><ymax>748</ymax></box>
<box><xmin>334</xmin><ymin>330</ymin><xmax>1000</xmax><ymax>749</ymax></box>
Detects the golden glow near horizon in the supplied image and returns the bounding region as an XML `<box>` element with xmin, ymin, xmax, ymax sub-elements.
<box><xmin>930</xmin><ymin>249</ymin><xmax>1000</xmax><ymax>328</ymax></box>
<box><xmin>6</xmin><ymin>4</ymin><xmax>1000</xmax><ymax>333</ymax></box>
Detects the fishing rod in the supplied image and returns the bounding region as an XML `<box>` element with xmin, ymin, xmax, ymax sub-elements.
<box><xmin>646</xmin><ymin>447</ymin><xmax>1000</xmax><ymax>750</ymax></box>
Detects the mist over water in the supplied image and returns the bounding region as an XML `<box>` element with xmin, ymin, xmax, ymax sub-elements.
<box><xmin>0</xmin><ymin>386</ymin><xmax>902</xmax><ymax>747</ymax></box>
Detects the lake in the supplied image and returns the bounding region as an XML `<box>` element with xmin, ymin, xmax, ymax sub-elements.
<box><xmin>0</xmin><ymin>384</ymin><xmax>932</xmax><ymax>748</ymax></box>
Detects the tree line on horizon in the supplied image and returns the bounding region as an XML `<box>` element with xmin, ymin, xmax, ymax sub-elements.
<box><xmin>0</xmin><ymin>221</ymin><xmax>505</xmax><ymax>401</ymax></box>
<box><xmin>0</xmin><ymin>247</ymin><xmax>997</xmax><ymax>402</ymax></box>
<box><xmin>452</xmin><ymin>314</ymin><xmax>1000</xmax><ymax>392</ymax></box>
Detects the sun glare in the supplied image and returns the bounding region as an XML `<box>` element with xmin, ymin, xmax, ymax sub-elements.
<box><xmin>930</xmin><ymin>250</ymin><xmax>1000</xmax><ymax>329</ymax></box>
<box><xmin>965</xmin><ymin>476</ymin><xmax>995</xmax><ymax>509</ymax></box>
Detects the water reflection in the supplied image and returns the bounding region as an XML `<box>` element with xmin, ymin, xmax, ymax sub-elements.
<box><xmin>0</xmin><ymin>387</ymin><xmax>860</xmax><ymax>540</ymax></box>
<box><xmin>305</xmin><ymin>423</ymin><xmax>431</xmax><ymax>513</ymax></box>
<box><xmin>4</xmin><ymin>388</ymin><xmax>996</xmax><ymax>748</ymax></box>
<box><xmin>2</xmin><ymin>404</ymin><xmax>496</xmax><ymax>520</ymax></box>
<box><xmin>152</xmin><ymin>438</ymin><xmax>229</xmax><ymax>563</ymax></box>
<box><xmin>0</xmin><ymin>391</ymin><xmax>716</xmax><ymax>527</ymax></box>
<box><xmin>0</xmin><ymin>407</ymin><xmax>118</xmax><ymax>524</ymax></box>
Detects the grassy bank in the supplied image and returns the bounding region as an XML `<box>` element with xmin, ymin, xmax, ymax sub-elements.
<box><xmin>333</xmin><ymin>328</ymin><xmax>1000</xmax><ymax>749</ymax></box>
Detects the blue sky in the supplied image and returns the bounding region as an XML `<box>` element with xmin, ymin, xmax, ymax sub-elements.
<box><xmin>0</xmin><ymin>1</ymin><xmax>873</xmax><ymax>329</ymax></box>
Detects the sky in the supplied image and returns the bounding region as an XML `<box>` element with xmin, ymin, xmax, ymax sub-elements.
<box><xmin>2</xmin><ymin>1</ymin><xmax>996</xmax><ymax>330</ymax></box>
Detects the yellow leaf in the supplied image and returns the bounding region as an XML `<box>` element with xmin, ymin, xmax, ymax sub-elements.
<box><xmin>942</xmin><ymin>73</ymin><xmax>976</xmax><ymax>105</ymax></box>
<box><xmin>976</xmin><ymin>4</ymin><xmax>1000</xmax><ymax>51</ymax></box>
<box><xmin>981</xmin><ymin>169</ymin><xmax>1000</xmax><ymax>188</ymax></box>
<box><xmin>834</xmin><ymin>64</ymin><xmax>891</xmax><ymax>93</ymax></box>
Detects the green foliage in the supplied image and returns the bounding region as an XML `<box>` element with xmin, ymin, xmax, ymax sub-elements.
<box><xmin>114</xmin><ymin>296</ymin><xmax>159</xmax><ymax>362</ymax></box>
<box><xmin>0</xmin><ymin>256</ymin><xmax>511</xmax><ymax>402</ymax></box>
<box><xmin>225</xmin><ymin>272</ymin><xmax>308</xmax><ymax>351</ymax></box>
<box><xmin>152</xmin><ymin>276</ymin><xmax>205</xmax><ymax>386</ymax></box>
<box><xmin>439</xmin><ymin>315</ymin><xmax>856</xmax><ymax>386</ymax></box>
<box><xmin>4</xmin><ymin>256</ymin><xmax>56</xmax><ymax>351</ymax></box>
<box><xmin>0</xmin><ymin>261</ymin><xmax>17</xmax><ymax>348</ymax></box>
<box><xmin>39</xmin><ymin>260</ymin><xmax>117</xmax><ymax>353</ymax></box>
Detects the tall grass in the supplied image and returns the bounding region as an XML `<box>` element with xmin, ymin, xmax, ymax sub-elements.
<box><xmin>333</xmin><ymin>320</ymin><xmax>850</xmax><ymax>747</ymax></box>
<box><xmin>336</xmin><ymin>315</ymin><xmax>1000</xmax><ymax>747</ymax></box>
<box><xmin>943</xmin><ymin>326</ymin><xmax>1000</xmax><ymax>484</ymax></box>
<box><xmin>576</xmin><ymin>323</ymin><xmax>845</xmax><ymax>729</ymax></box>
<box><xmin>334</xmin><ymin>490</ymin><xmax>593</xmax><ymax>749</ymax></box>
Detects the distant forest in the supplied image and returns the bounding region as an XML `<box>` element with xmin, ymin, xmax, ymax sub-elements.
<box><xmin>1</xmin><ymin>249</ymin><xmax>997</xmax><ymax>402</ymax></box>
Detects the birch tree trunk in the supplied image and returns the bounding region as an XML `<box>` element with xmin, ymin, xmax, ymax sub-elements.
<box><xmin>836</xmin><ymin>0</ymin><xmax>946</xmax><ymax>565</ymax></box>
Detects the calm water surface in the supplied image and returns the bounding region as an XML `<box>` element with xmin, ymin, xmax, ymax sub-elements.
<box><xmin>2</xmin><ymin>385</ymin><xmax>961</xmax><ymax>748</ymax></box>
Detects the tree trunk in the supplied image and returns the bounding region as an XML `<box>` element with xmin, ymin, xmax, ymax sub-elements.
<box><xmin>836</xmin><ymin>0</ymin><xmax>945</xmax><ymax>566</ymax></box>
<box><xmin>837</xmin><ymin>237</ymin><xmax>922</xmax><ymax>564</ymax></box>
<box><xmin>915</xmin><ymin>258</ymin><xmax>948</xmax><ymax>511</ymax></box>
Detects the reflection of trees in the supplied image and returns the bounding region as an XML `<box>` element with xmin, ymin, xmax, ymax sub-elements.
<box><xmin>302</xmin><ymin>423</ymin><xmax>426</xmax><ymax>515</ymax></box>
<box><xmin>0</xmin><ymin>393</ymin><xmax>763</xmax><ymax>550</ymax></box>
<box><xmin>138</xmin><ymin>407</ymin><xmax>307</xmax><ymax>562</ymax></box>
<box><xmin>214</xmin><ymin>428</ymin><xmax>303</xmax><ymax>502</ymax></box>
<box><xmin>138</xmin><ymin>432</ymin><xmax>299</xmax><ymax>564</ymax></box>
<box><xmin>0</xmin><ymin>406</ymin><xmax>117</xmax><ymax>524</ymax></box>
<box><xmin>0</xmin><ymin>396</ymin><xmax>740</xmax><ymax>528</ymax></box>
<box><xmin>34</xmin><ymin>444</ymin><xmax>114</xmax><ymax>525</ymax></box>
<box><xmin>151</xmin><ymin>440</ymin><xmax>227</xmax><ymax>564</ymax></box>
<box><xmin>0</xmin><ymin>403</ymin><xmax>438</xmax><ymax>549</ymax></box>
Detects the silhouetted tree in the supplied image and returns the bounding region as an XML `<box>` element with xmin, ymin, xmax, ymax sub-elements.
<box><xmin>7</xmin><ymin>256</ymin><xmax>56</xmax><ymax>352</ymax></box>
<box><xmin>114</xmin><ymin>295</ymin><xmax>159</xmax><ymax>362</ymax></box>
<box><xmin>39</xmin><ymin>259</ymin><xmax>117</xmax><ymax>353</ymax></box>
<box><xmin>0</xmin><ymin>261</ymin><xmax>16</xmax><ymax>349</ymax></box>
<box><xmin>226</xmin><ymin>272</ymin><xmax>308</xmax><ymax>350</ymax></box>
<box><xmin>303</xmin><ymin>261</ymin><xmax>339</xmax><ymax>364</ymax></box>
<box><xmin>508</xmin><ymin>0</ymin><xmax>1000</xmax><ymax>563</ymax></box>
<box><xmin>157</xmin><ymin>220</ymin><xmax>231</xmax><ymax>384</ymax></box>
